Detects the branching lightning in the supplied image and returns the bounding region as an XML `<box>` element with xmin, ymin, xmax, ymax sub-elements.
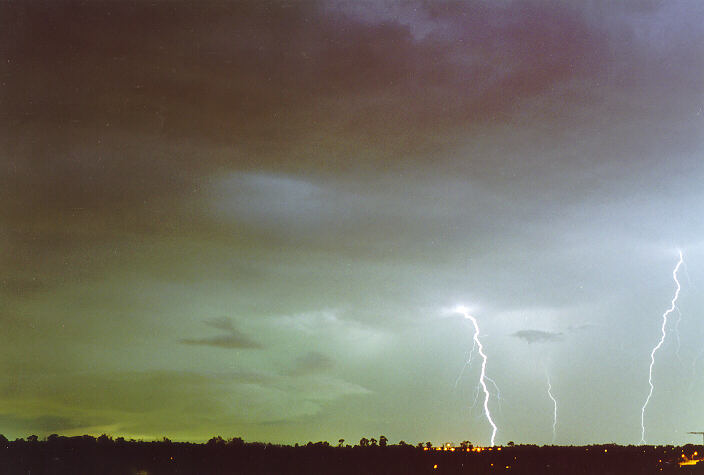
<box><xmin>455</xmin><ymin>343</ymin><xmax>503</xmax><ymax>419</ymax></box>
<box><xmin>468</xmin><ymin>376</ymin><xmax>504</xmax><ymax>419</ymax></box>
<box><xmin>545</xmin><ymin>371</ymin><xmax>558</xmax><ymax>444</ymax></box>
<box><xmin>640</xmin><ymin>250</ymin><xmax>684</xmax><ymax>444</ymax></box>
<box><xmin>454</xmin><ymin>341</ymin><xmax>477</xmax><ymax>389</ymax></box>
<box><xmin>486</xmin><ymin>376</ymin><xmax>503</xmax><ymax>403</ymax></box>
<box><xmin>674</xmin><ymin>307</ymin><xmax>684</xmax><ymax>368</ymax></box>
<box><xmin>455</xmin><ymin>306</ymin><xmax>498</xmax><ymax>446</ymax></box>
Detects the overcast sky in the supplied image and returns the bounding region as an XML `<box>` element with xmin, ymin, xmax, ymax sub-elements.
<box><xmin>2</xmin><ymin>0</ymin><xmax>704</xmax><ymax>446</ymax></box>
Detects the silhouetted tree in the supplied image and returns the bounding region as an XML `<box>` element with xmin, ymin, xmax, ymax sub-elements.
<box><xmin>207</xmin><ymin>436</ymin><xmax>225</xmax><ymax>446</ymax></box>
<box><xmin>338</xmin><ymin>438</ymin><xmax>345</xmax><ymax>447</ymax></box>
<box><xmin>27</xmin><ymin>435</ymin><xmax>38</xmax><ymax>443</ymax></box>
<box><xmin>359</xmin><ymin>437</ymin><xmax>369</xmax><ymax>447</ymax></box>
<box><xmin>379</xmin><ymin>435</ymin><xmax>388</xmax><ymax>448</ymax></box>
<box><xmin>425</xmin><ymin>442</ymin><xmax>432</xmax><ymax>449</ymax></box>
<box><xmin>228</xmin><ymin>437</ymin><xmax>244</xmax><ymax>448</ymax></box>
<box><xmin>370</xmin><ymin>438</ymin><xmax>377</xmax><ymax>447</ymax></box>
<box><xmin>507</xmin><ymin>441</ymin><xmax>515</xmax><ymax>447</ymax></box>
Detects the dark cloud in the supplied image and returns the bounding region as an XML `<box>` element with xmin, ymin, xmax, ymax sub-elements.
<box><xmin>291</xmin><ymin>351</ymin><xmax>335</xmax><ymax>376</ymax></box>
<box><xmin>1</xmin><ymin>0</ymin><xmax>704</xmax><ymax>444</ymax></box>
<box><xmin>0</xmin><ymin>413</ymin><xmax>103</xmax><ymax>434</ymax></box>
<box><xmin>180</xmin><ymin>318</ymin><xmax>262</xmax><ymax>349</ymax></box>
<box><xmin>2</xmin><ymin>0</ymin><xmax>702</xmax><ymax>287</ymax></box>
<box><xmin>511</xmin><ymin>329</ymin><xmax>564</xmax><ymax>343</ymax></box>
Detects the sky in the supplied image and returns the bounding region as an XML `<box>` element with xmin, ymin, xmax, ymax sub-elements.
<box><xmin>1</xmin><ymin>0</ymin><xmax>704</xmax><ymax>446</ymax></box>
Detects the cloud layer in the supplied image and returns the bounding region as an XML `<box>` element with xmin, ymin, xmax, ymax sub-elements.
<box><xmin>1</xmin><ymin>0</ymin><xmax>703</xmax><ymax>445</ymax></box>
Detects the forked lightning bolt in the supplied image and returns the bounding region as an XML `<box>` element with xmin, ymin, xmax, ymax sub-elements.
<box><xmin>455</xmin><ymin>344</ymin><xmax>503</xmax><ymax>418</ymax></box>
<box><xmin>546</xmin><ymin>371</ymin><xmax>558</xmax><ymax>444</ymax></box>
<box><xmin>454</xmin><ymin>341</ymin><xmax>477</xmax><ymax>389</ymax></box>
<box><xmin>456</xmin><ymin>306</ymin><xmax>498</xmax><ymax>446</ymax></box>
<box><xmin>640</xmin><ymin>250</ymin><xmax>684</xmax><ymax>444</ymax></box>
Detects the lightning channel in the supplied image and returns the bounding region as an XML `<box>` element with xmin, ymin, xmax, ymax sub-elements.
<box><xmin>454</xmin><ymin>340</ymin><xmax>477</xmax><ymax>389</ymax></box>
<box><xmin>456</xmin><ymin>306</ymin><xmax>498</xmax><ymax>446</ymax></box>
<box><xmin>640</xmin><ymin>249</ymin><xmax>684</xmax><ymax>444</ymax></box>
<box><xmin>458</xmin><ymin>349</ymin><xmax>503</xmax><ymax>418</ymax></box>
<box><xmin>674</xmin><ymin>307</ymin><xmax>684</xmax><ymax>368</ymax></box>
<box><xmin>546</xmin><ymin>371</ymin><xmax>558</xmax><ymax>444</ymax></box>
<box><xmin>485</xmin><ymin>376</ymin><xmax>503</xmax><ymax>402</ymax></box>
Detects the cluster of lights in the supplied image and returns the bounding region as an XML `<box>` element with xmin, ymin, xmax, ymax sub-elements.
<box><xmin>679</xmin><ymin>451</ymin><xmax>703</xmax><ymax>467</ymax></box>
<box><xmin>423</xmin><ymin>443</ymin><xmax>502</xmax><ymax>452</ymax></box>
<box><xmin>425</xmin><ymin>444</ymin><xmax>518</xmax><ymax>471</ymax></box>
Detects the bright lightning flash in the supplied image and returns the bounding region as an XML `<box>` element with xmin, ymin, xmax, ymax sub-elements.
<box><xmin>546</xmin><ymin>371</ymin><xmax>558</xmax><ymax>444</ymax></box>
<box><xmin>640</xmin><ymin>250</ymin><xmax>684</xmax><ymax>444</ymax></box>
<box><xmin>455</xmin><ymin>306</ymin><xmax>498</xmax><ymax>446</ymax></box>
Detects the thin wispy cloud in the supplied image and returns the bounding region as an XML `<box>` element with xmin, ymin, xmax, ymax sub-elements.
<box><xmin>511</xmin><ymin>329</ymin><xmax>564</xmax><ymax>344</ymax></box>
<box><xmin>180</xmin><ymin>317</ymin><xmax>262</xmax><ymax>349</ymax></box>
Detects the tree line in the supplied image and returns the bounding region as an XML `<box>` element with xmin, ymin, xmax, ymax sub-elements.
<box><xmin>0</xmin><ymin>434</ymin><xmax>693</xmax><ymax>474</ymax></box>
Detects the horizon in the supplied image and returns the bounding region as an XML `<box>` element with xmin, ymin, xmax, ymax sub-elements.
<box><xmin>3</xmin><ymin>434</ymin><xmax>704</xmax><ymax>449</ymax></box>
<box><xmin>2</xmin><ymin>0</ymin><xmax>704</xmax><ymax>447</ymax></box>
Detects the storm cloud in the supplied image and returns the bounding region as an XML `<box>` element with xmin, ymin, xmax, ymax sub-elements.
<box><xmin>1</xmin><ymin>0</ymin><xmax>704</xmax><ymax>446</ymax></box>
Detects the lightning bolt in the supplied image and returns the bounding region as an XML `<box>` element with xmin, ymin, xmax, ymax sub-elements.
<box><xmin>468</xmin><ymin>376</ymin><xmax>504</xmax><ymax>420</ymax></box>
<box><xmin>485</xmin><ymin>376</ymin><xmax>503</xmax><ymax>403</ymax></box>
<box><xmin>455</xmin><ymin>306</ymin><xmax>498</xmax><ymax>446</ymax></box>
<box><xmin>455</xmin><ymin>343</ymin><xmax>504</xmax><ymax>421</ymax></box>
<box><xmin>454</xmin><ymin>341</ymin><xmax>477</xmax><ymax>389</ymax></box>
<box><xmin>673</xmin><ymin>307</ymin><xmax>684</xmax><ymax>368</ymax></box>
<box><xmin>640</xmin><ymin>250</ymin><xmax>684</xmax><ymax>444</ymax></box>
<box><xmin>545</xmin><ymin>371</ymin><xmax>558</xmax><ymax>444</ymax></box>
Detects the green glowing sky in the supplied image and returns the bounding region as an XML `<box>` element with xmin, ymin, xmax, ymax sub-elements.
<box><xmin>2</xmin><ymin>1</ymin><xmax>704</xmax><ymax>446</ymax></box>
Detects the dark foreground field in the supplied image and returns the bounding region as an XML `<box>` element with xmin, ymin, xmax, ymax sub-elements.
<box><xmin>0</xmin><ymin>436</ymin><xmax>701</xmax><ymax>474</ymax></box>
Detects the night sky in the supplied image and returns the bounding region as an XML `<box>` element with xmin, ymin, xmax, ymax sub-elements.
<box><xmin>2</xmin><ymin>1</ymin><xmax>704</xmax><ymax>446</ymax></box>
